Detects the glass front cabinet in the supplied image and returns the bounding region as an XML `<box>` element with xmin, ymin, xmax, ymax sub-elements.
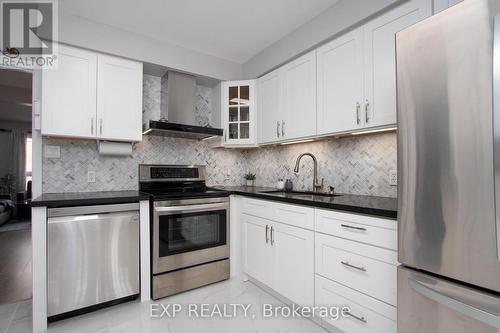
<box><xmin>222</xmin><ymin>80</ymin><xmax>257</xmax><ymax>147</ymax></box>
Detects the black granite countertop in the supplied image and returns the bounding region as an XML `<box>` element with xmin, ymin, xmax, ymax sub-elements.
<box><xmin>31</xmin><ymin>190</ymin><xmax>149</xmax><ymax>208</ymax></box>
<box><xmin>212</xmin><ymin>186</ymin><xmax>397</xmax><ymax>219</ymax></box>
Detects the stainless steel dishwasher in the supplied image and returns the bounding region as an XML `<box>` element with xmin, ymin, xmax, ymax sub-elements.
<box><xmin>47</xmin><ymin>203</ymin><xmax>140</xmax><ymax>320</ymax></box>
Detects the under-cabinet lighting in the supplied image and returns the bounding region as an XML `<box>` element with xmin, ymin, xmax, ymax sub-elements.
<box><xmin>351</xmin><ymin>127</ymin><xmax>397</xmax><ymax>136</ymax></box>
<box><xmin>280</xmin><ymin>139</ymin><xmax>315</xmax><ymax>145</ymax></box>
<box><xmin>201</xmin><ymin>135</ymin><xmax>218</xmax><ymax>141</ymax></box>
<box><xmin>142</xmin><ymin>129</ymin><xmax>153</xmax><ymax>135</ymax></box>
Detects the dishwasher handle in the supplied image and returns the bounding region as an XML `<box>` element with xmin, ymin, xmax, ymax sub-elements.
<box><xmin>48</xmin><ymin>203</ymin><xmax>140</xmax><ymax>218</ymax></box>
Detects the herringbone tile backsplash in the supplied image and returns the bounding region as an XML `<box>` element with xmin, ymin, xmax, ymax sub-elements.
<box><xmin>42</xmin><ymin>75</ymin><xmax>397</xmax><ymax>198</ymax></box>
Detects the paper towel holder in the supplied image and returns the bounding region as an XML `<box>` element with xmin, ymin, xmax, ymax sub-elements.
<box><xmin>97</xmin><ymin>140</ymin><xmax>133</xmax><ymax>156</ymax></box>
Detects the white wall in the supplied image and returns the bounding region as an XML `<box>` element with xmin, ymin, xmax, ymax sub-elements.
<box><xmin>242</xmin><ymin>0</ymin><xmax>405</xmax><ymax>78</ymax></box>
<box><xmin>56</xmin><ymin>9</ymin><xmax>243</xmax><ymax>81</ymax></box>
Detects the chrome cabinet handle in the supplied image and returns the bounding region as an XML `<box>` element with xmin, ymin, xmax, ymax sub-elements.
<box><xmin>281</xmin><ymin>120</ymin><xmax>285</xmax><ymax>137</ymax></box>
<box><xmin>270</xmin><ymin>226</ymin><xmax>274</xmax><ymax>245</ymax></box>
<box><xmin>341</xmin><ymin>224</ymin><xmax>367</xmax><ymax>231</ymax></box>
<box><xmin>90</xmin><ymin>117</ymin><xmax>94</xmax><ymax>134</ymax></box>
<box><xmin>99</xmin><ymin>119</ymin><xmax>103</xmax><ymax>135</ymax></box>
<box><xmin>341</xmin><ymin>260</ymin><xmax>367</xmax><ymax>272</ymax></box>
<box><xmin>345</xmin><ymin>310</ymin><xmax>367</xmax><ymax>324</ymax></box>
<box><xmin>265</xmin><ymin>225</ymin><xmax>269</xmax><ymax>244</ymax></box>
<box><xmin>277</xmin><ymin>121</ymin><xmax>280</xmax><ymax>137</ymax></box>
<box><xmin>365</xmin><ymin>99</ymin><xmax>370</xmax><ymax>123</ymax></box>
<box><xmin>356</xmin><ymin>102</ymin><xmax>361</xmax><ymax>125</ymax></box>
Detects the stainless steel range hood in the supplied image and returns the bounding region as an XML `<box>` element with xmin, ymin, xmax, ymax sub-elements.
<box><xmin>143</xmin><ymin>71</ymin><xmax>223</xmax><ymax>140</ymax></box>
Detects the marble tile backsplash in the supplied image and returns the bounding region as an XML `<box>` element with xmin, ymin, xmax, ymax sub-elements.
<box><xmin>42</xmin><ymin>136</ymin><xmax>247</xmax><ymax>192</ymax></box>
<box><xmin>42</xmin><ymin>132</ymin><xmax>397</xmax><ymax>197</ymax></box>
<box><xmin>244</xmin><ymin>132</ymin><xmax>397</xmax><ymax>198</ymax></box>
<box><xmin>42</xmin><ymin>74</ymin><xmax>397</xmax><ymax>197</ymax></box>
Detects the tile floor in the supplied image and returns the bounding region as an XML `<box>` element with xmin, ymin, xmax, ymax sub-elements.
<box><xmin>1</xmin><ymin>278</ymin><xmax>329</xmax><ymax>333</ymax></box>
<box><xmin>0</xmin><ymin>300</ymin><xmax>32</xmax><ymax>333</ymax></box>
<box><xmin>0</xmin><ymin>229</ymin><xmax>32</xmax><ymax>304</ymax></box>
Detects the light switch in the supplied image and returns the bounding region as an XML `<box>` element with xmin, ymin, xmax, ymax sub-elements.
<box><xmin>44</xmin><ymin>145</ymin><xmax>60</xmax><ymax>159</ymax></box>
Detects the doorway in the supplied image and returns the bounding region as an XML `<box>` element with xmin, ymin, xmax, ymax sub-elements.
<box><xmin>0</xmin><ymin>67</ymin><xmax>33</xmax><ymax>305</ymax></box>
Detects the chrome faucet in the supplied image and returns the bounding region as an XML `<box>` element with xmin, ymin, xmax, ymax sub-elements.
<box><xmin>293</xmin><ymin>153</ymin><xmax>324</xmax><ymax>192</ymax></box>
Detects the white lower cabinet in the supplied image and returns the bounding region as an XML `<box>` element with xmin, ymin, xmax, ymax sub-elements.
<box><xmin>243</xmin><ymin>214</ymin><xmax>271</xmax><ymax>285</ymax></box>
<box><xmin>241</xmin><ymin>199</ymin><xmax>314</xmax><ymax>306</ymax></box>
<box><xmin>272</xmin><ymin>221</ymin><xmax>314</xmax><ymax>306</ymax></box>
<box><xmin>316</xmin><ymin>275</ymin><xmax>396</xmax><ymax>333</ymax></box>
<box><xmin>239</xmin><ymin>197</ymin><xmax>398</xmax><ymax>332</ymax></box>
<box><xmin>315</xmin><ymin>233</ymin><xmax>397</xmax><ymax>306</ymax></box>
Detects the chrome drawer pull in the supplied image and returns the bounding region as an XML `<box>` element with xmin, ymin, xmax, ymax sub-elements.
<box><xmin>345</xmin><ymin>310</ymin><xmax>367</xmax><ymax>324</ymax></box>
<box><xmin>265</xmin><ymin>225</ymin><xmax>269</xmax><ymax>244</ymax></box>
<box><xmin>341</xmin><ymin>261</ymin><xmax>367</xmax><ymax>272</ymax></box>
<box><xmin>270</xmin><ymin>226</ymin><xmax>274</xmax><ymax>245</ymax></box>
<box><xmin>341</xmin><ymin>224</ymin><xmax>367</xmax><ymax>231</ymax></box>
<box><xmin>356</xmin><ymin>102</ymin><xmax>361</xmax><ymax>125</ymax></box>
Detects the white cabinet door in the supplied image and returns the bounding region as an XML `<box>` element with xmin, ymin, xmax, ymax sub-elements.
<box><xmin>41</xmin><ymin>45</ymin><xmax>97</xmax><ymax>139</ymax></box>
<box><xmin>282</xmin><ymin>51</ymin><xmax>316</xmax><ymax>140</ymax></box>
<box><xmin>433</xmin><ymin>0</ymin><xmax>463</xmax><ymax>13</ymax></box>
<box><xmin>316</xmin><ymin>28</ymin><xmax>364</xmax><ymax>135</ymax></box>
<box><xmin>97</xmin><ymin>54</ymin><xmax>143</xmax><ymax>142</ymax></box>
<box><xmin>258</xmin><ymin>69</ymin><xmax>283</xmax><ymax>144</ymax></box>
<box><xmin>363</xmin><ymin>0</ymin><xmax>431</xmax><ymax>129</ymax></box>
<box><xmin>271</xmin><ymin>222</ymin><xmax>314</xmax><ymax>306</ymax></box>
<box><xmin>243</xmin><ymin>214</ymin><xmax>271</xmax><ymax>285</ymax></box>
<box><xmin>222</xmin><ymin>80</ymin><xmax>257</xmax><ymax>146</ymax></box>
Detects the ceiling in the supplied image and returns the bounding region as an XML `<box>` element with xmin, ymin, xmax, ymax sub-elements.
<box><xmin>60</xmin><ymin>0</ymin><xmax>339</xmax><ymax>64</ymax></box>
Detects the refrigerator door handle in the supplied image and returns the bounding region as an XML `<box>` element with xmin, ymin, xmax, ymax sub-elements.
<box><xmin>493</xmin><ymin>13</ymin><xmax>500</xmax><ymax>262</ymax></box>
<box><xmin>409</xmin><ymin>277</ymin><xmax>500</xmax><ymax>328</ymax></box>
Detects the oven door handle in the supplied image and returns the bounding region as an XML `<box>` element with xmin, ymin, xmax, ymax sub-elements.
<box><xmin>154</xmin><ymin>202</ymin><xmax>228</xmax><ymax>214</ymax></box>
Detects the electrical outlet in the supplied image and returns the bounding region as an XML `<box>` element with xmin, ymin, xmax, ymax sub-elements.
<box><xmin>44</xmin><ymin>145</ymin><xmax>60</xmax><ymax>159</ymax></box>
<box><xmin>87</xmin><ymin>171</ymin><xmax>96</xmax><ymax>183</ymax></box>
<box><xmin>389</xmin><ymin>170</ymin><xmax>397</xmax><ymax>186</ymax></box>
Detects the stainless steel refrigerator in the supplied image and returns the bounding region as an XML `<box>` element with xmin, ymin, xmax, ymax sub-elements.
<box><xmin>397</xmin><ymin>0</ymin><xmax>500</xmax><ymax>331</ymax></box>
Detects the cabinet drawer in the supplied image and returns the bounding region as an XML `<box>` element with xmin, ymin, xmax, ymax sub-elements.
<box><xmin>315</xmin><ymin>233</ymin><xmax>397</xmax><ymax>305</ymax></box>
<box><xmin>315</xmin><ymin>209</ymin><xmax>397</xmax><ymax>250</ymax></box>
<box><xmin>272</xmin><ymin>201</ymin><xmax>314</xmax><ymax>230</ymax></box>
<box><xmin>242</xmin><ymin>198</ymin><xmax>273</xmax><ymax>219</ymax></box>
<box><xmin>315</xmin><ymin>275</ymin><xmax>396</xmax><ymax>333</ymax></box>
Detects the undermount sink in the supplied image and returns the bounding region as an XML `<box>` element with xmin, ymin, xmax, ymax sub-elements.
<box><xmin>260</xmin><ymin>190</ymin><xmax>341</xmax><ymax>198</ymax></box>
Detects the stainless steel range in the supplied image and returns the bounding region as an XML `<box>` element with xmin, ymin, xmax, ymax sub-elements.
<box><xmin>139</xmin><ymin>165</ymin><xmax>230</xmax><ymax>300</ymax></box>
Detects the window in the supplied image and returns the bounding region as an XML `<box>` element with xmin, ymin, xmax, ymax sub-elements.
<box><xmin>26</xmin><ymin>137</ymin><xmax>32</xmax><ymax>184</ymax></box>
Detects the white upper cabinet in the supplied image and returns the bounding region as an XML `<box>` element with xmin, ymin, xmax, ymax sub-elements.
<box><xmin>258</xmin><ymin>51</ymin><xmax>316</xmax><ymax>144</ymax></box>
<box><xmin>363</xmin><ymin>0</ymin><xmax>432</xmax><ymax>129</ymax></box>
<box><xmin>281</xmin><ymin>51</ymin><xmax>317</xmax><ymax>140</ymax></box>
<box><xmin>222</xmin><ymin>80</ymin><xmax>257</xmax><ymax>147</ymax></box>
<box><xmin>433</xmin><ymin>0</ymin><xmax>463</xmax><ymax>13</ymax></box>
<box><xmin>41</xmin><ymin>44</ymin><xmax>143</xmax><ymax>142</ymax></box>
<box><xmin>317</xmin><ymin>0</ymin><xmax>431</xmax><ymax>136</ymax></box>
<box><xmin>258</xmin><ymin>70</ymin><xmax>283</xmax><ymax>144</ymax></box>
<box><xmin>41</xmin><ymin>45</ymin><xmax>97</xmax><ymax>139</ymax></box>
<box><xmin>317</xmin><ymin>28</ymin><xmax>364</xmax><ymax>135</ymax></box>
<box><xmin>97</xmin><ymin>54</ymin><xmax>143</xmax><ymax>142</ymax></box>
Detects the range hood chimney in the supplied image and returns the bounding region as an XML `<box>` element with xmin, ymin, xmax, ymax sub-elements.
<box><xmin>143</xmin><ymin>71</ymin><xmax>223</xmax><ymax>140</ymax></box>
